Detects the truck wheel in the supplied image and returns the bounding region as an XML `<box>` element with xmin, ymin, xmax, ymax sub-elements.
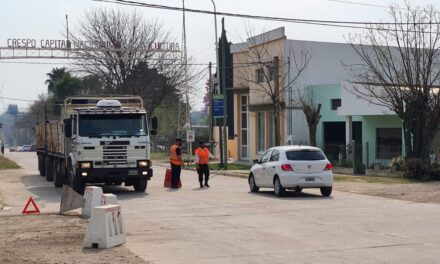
<box><xmin>68</xmin><ymin>163</ymin><xmax>85</xmax><ymax>194</ymax></box>
<box><xmin>53</xmin><ymin>159</ymin><xmax>64</xmax><ymax>188</ymax></box>
<box><xmin>38</xmin><ymin>154</ymin><xmax>45</xmax><ymax>177</ymax></box>
<box><xmin>133</xmin><ymin>177</ymin><xmax>147</xmax><ymax>192</ymax></box>
<box><xmin>45</xmin><ymin>157</ymin><xmax>53</xmax><ymax>181</ymax></box>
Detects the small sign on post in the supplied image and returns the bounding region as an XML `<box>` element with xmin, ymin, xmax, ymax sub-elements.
<box><xmin>186</xmin><ymin>130</ymin><xmax>195</xmax><ymax>142</ymax></box>
<box><xmin>212</xmin><ymin>95</ymin><xmax>224</xmax><ymax>118</ymax></box>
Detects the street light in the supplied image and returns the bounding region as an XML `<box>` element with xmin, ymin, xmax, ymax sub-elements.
<box><xmin>209</xmin><ymin>0</ymin><xmax>219</xmax><ymax>157</ymax></box>
<box><xmin>210</xmin><ymin>0</ymin><xmax>219</xmax><ymax>87</ymax></box>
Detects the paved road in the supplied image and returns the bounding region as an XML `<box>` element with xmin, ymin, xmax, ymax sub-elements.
<box><xmin>2</xmin><ymin>152</ymin><xmax>440</xmax><ymax>263</ymax></box>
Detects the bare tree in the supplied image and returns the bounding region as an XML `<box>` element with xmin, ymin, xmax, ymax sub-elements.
<box><xmin>71</xmin><ymin>8</ymin><xmax>185</xmax><ymax>115</ymax></box>
<box><xmin>293</xmin><ymin>88</ymin><xmax>322</xmax><ymax>147</ymax></box>
<box><xmin>347</xmin><ymin>3</ymin><xmax>440</xmax><ymax>163</ymax></box>
<box><xmin>237</xmin><ymin>31</ymin><xmax>310</xmax><ymax>146</ymax></box>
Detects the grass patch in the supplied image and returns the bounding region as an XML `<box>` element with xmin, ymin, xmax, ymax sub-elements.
<box><xmin>188</xmin><ymin>163</ymin><xmax>251</xmax><ymax>171</ymax></box>
<box><xmin>334</xmin><ymin>175</ymin><xmax>414</xmax><ymax>184</ymax></box>
<box><xmin>0</xmin><ymin>155</ymin><xmax>21</xmax><ymax>170</ymax></box>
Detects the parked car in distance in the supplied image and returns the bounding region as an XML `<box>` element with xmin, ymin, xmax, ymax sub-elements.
<box><xmin>16</xmin><ymin>146</ymin><xmax>23</xmax><ymax>152</ymax></box>
<box><xmin>22</xmin><ymin>145</ymin><xmax>31</xmax><ymax>152</ymax></box>
<box><xmin>249</xmin><ymin>146</ymin><xmax>333</xmax><ymax>197</ymax></box>
<box><xmin>9</xmin><ymin>146</ymin><xmax>16</xmax><ymax>152</ymax></box>
<box><xmin>30</xmin><ymin>144</ymin><xmax>37</xmax><ymax>152</ymax></box>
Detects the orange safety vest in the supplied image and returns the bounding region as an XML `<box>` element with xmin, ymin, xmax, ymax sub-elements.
<box><xmin>170</xmin><ymin>144</ymin><xmax>183</xmax><ymax>165</ymax></box>
<box><xmin>195</xmin><ymin>148</ymin><xmax>210</xmax><ymax>165</ymax></box>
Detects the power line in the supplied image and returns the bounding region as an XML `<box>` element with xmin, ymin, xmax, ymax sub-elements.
<box><xmin>0</xmin><ymin>60</ymin><xmax>209</xmax><ymax>66</ymax></box>
<box><xmin>0</xmin><ymin>60</ymin><xmax>262</xmax><ymax>69</ymax></box>
<box><xmin>0</xmin><ymin>96</ymin><xmax>35</xmax><ymax>102</ymax></box>
<box><xmin>93</xmin><ymin>0</ymin><xmax>440</xmax><ymax>28</ymax></box>
<box><xmin>327</xmin><ymin>0</ymin><xmax>395</xmax><ymax>9</ymax></box>
<box><xmin>327</xmin><ymin>0</ymin><xmax>429</xmax><ymax>11</ymax></box>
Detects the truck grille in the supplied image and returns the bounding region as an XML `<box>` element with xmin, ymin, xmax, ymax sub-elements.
<box><xmin>103</xmin><ymin>146</ymin><xmax>127</xmax><ymax>165</ymax></box>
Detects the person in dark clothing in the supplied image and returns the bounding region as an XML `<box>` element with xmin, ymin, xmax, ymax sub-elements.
<box><xmin>169</xmin><ymin>138</ymin><xmax>183</xmax><ymax>189</ymax></box>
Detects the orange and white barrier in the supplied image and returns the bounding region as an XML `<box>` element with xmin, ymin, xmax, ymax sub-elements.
<box><xmin>83</xmin><ymin>204</ymin><xmax>126</xmax><ymax>249</ymax></box>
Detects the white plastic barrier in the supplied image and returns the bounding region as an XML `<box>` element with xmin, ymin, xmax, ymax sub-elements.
<box><xmin>83</xmin><ymin>204</ymin><xmax>126</xmax><ymax>249</ymax></box>
<box><xmin>81</xmin><ymin>186</ymin><xmax>103</xmax><ymax>218</ymax></box>
<box><xmin>100</xmin><ymin>193</ymin><xmax>118</xmax><ymax>206</ymax></box>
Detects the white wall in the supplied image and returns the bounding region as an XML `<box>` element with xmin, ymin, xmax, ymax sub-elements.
<box><xmin>338</xmin><ymin>82</ymin><xmax>395</xmax><ymax>116</ymax></box>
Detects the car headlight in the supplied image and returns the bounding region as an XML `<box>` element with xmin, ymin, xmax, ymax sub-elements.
<box><xmin>137</xmin><ymin>160</ymin><xmax>149</xmax><ymax>168</ymax></box>
<box><xmin>80</xmin><ymin>161</ymin><xmax>92</xmax><ymax>169</ymax></box>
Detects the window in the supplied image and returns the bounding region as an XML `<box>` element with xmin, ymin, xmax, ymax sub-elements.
<box><xmin>270</xmin><ymin>149</ymin><xmax>280</xmax><ymax>162</ymax></box>
<box><xmin>72</xmin><ymin>115</ymin><xmax>77</xmax><ymax>136</ymax></box>
<box><xmin>240</xmin><ymin>95</ymin><xmax>249</xmax><ymax>160</ymax></box>
<box><xmin>331</xmin><ymin>99</ymin><xmax>341</xmax><ymax>110</ymax></box>
<box><xmin>257</xmin><ymin>112</ymin><xmax>265</xmax><ymax>153</ymax></box>
<box><xmin>286</xmin><ymin>150</ymin><xmax>326</xmax><ymax>161</ymax></box>
<box><xmin>78</xmin><ymin>114</ymin><xmax>147</xmax><ymax>137</ymax></box>
<box><xmin>256</xmin><ymin>68</ymin><xmax>264</xmax><ymax>83</ymax></box>
<box><xmin>268</xmin><ymin>113</ymin><xmax>276</xmax><ymax>148</ymax></box>
<box><xmin>269</xmin><ymin>65</ymin><xmax>276</xmax><ymax>81</ymax></box>
<box><xmin>376</xmin><ymin>128</ymin><xmax>402</xmax><ymax>159</ymax></box>
<box><xmin>260</xmin><ymin>150</ymin><xmax>272</xmax><ymax>163</ymax></box>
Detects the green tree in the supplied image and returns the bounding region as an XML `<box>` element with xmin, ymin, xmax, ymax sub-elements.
<box><xmin>45</xmin><ymin>68</ymin><xmax>68</xmax><ymax>95</ymax></box>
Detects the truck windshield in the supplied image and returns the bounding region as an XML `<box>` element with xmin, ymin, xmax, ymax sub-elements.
<box><xmin>79</xmin><ymin>114</ymin><xmax>148</xmax><ymax>137</ymax></box>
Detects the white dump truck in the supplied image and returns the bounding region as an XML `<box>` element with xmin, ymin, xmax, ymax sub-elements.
<box><xmin>36</xmin><ymin>96</ymin><xmax>157</xmax><ymax>193</ymax></box>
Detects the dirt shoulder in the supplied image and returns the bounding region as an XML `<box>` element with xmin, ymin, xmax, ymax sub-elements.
<box><xmin>334</xmin><ymin>175</ymin><xmax>440</xmax><ymax>204</ymax></box>
<box><xmin>0</xmin><ymin>214</ymin><xmax>148</xmax><ymax>264</ymax></box>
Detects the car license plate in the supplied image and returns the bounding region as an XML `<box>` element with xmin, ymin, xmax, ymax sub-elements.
<box><xmin>305</xmin><ymin>177</ymin><xmax>315</xmax><ymax>182</ymax></box>
<box><xmin>128</xmin><ymin>170</ymin><xmax>138</xmax><ymax>176</ymax></box>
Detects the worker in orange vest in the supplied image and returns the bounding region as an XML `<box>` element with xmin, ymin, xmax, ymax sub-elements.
<box><xmin>169</xmin><ymin>138</ymin><xmax>184</xmax><ymax>189</ymax></box>
<box><xmin>195</xmin><ymin>141</ymin><xmax>214</xmax><ymax>188</ymax></box>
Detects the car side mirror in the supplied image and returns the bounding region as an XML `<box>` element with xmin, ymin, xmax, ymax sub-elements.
<box><xmin>150</xmin><ymin>116</ymin><xmax>158</xmax><ymax>135</ymax></box>
<box><xmin>252</xmin><ymin>159</ymin><xmax>260</xmax><ymax>164</ymax></box>
<box><xmin>63</xmin><ymin>118</ymin><xmax>72</xmax><ymax>138</ymax></box>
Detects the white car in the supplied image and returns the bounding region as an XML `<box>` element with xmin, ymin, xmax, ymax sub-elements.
<box><xmin>22</xmin><ymin>145</ymin><xmax>31</xmax><ymax>152</ymax></box>
<box><xmin>249</xmin><ymin>146</ymin><xmax>333</xmax><ymax>197</ymax></box>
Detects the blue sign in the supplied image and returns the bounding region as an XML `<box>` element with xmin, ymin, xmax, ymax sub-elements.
<box><xmin>212</xmin><ymin>95</ymin><xmax>224</xmax><ymax>118</ymax></box>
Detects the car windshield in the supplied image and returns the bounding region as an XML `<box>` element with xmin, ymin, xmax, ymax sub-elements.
<box><xmin>79</xmin><ymin>114</ymin><xmax>148</xmax><ymax>137</ymax></box>
<box><xmin>285</xmin><ymin>149</ymin><xmax>326</xmax><ymax>161</ymax></box>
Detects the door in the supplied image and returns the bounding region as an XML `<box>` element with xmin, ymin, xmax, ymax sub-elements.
<box><xmin>264</xmin><ymin>149</ymin><xmax>280</xmax><ymax>186</ymax></box>
<box><xmin>253</xmin><ymin>150</ymin><xmax>272</xmax><ymax>187</ymax></box>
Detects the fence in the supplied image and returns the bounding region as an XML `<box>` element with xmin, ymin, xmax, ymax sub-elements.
<box><xmin>323</xmin><ymin>141</ymin><xmax>403</xmax><ymax>174</ymax></box>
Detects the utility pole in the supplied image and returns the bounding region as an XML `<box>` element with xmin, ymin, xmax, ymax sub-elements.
<box><xmin>221</xmin><ymin>18</ymin><xmax>228</xmax><ymax>170</ymax></box>
<box><xmin>273</xmin><ymin>56</ymin><xmax>280</xmax><ymax>146</ymax></box>
<box><xmin>287</xmin><ymin>56</ymin><xmax>292</xmax><ymax>139</ymax></box>
<box><xmin>182</xmin><ymin>0</ymin><xmax>191</xmax><ymax>162</ymax></box>
<box><xmin>208</xmin><ymin>62</ymin><xmax>213</xmax><ymax>150</ymax></box>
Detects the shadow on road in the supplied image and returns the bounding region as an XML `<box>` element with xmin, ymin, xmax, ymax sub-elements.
<box><xmin>21</xmin><ymin>175</ymin><xmax>149</xmax><ymax>203</ymax></box>
<box><xmin>250</xmin><ymin>190</ymin><xmax>333</xmax><ymax>200</ymax></box>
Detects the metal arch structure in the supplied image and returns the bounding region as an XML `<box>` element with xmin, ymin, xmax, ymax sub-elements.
<box><xmin>0</xmin><ymin>46</ymin><xmax>181</xmax><ymax>60</ymax></box>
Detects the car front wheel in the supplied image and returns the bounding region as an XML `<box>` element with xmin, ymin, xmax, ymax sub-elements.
<box><xmin>249</xmin><ymin>174</ymin><xmax>259</xmax><ymax>193</ymax></box>
<box><xmin>274</xmin><ymin>176</ymin><xmax>285</xmax><ymax>197</ymax></box>
<box><xmin>320</xmin><ymin>186</ymin><xmax>332</xmax><ymax>197</ymax></box>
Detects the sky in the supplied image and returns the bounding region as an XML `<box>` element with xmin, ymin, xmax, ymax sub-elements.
<box><xmin>0</xmin><ymin>0</ymin><xmax>439</xmax><ymax>113</ymax></box>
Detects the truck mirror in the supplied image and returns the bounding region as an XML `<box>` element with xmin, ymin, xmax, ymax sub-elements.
<box><xmin>150</xmin><ymin>116</ymin><xmax>158</xmax><ymax>135</ymax></box>
<box><xmin>63</xmin><ymin>118</ymin><xmax>72</xmax><ymax>138</ymax></box>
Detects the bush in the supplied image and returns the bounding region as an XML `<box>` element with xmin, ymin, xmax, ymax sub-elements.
<box><xmin>404</xmin><ymin>158</ymin><xmax>430</xmax><ymax>180</ymax></box>
<box><xmin>431</xmin><ymin>164</ymin><xmax>440</xmax><ymax>181</ymax></box>
<box><xmin>336</xmin><ymin>160</ymin><xmax>353</xmax><ymax>168</ymax></box>
<box><xmin>389</xmin><ymin>156</ymin><xmax>405</xmax><ymax>171</ymax></box>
